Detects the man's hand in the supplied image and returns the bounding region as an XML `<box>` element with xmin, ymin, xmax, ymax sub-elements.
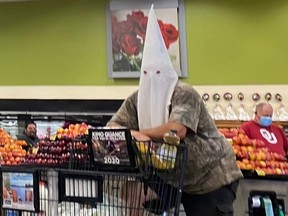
<box><xmin>131</xmin><ymin>130</ymin><xmax>151</xmax><ymax>141</ymax></box>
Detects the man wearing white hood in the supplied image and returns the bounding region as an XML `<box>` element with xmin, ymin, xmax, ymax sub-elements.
<box><xmin>107</xmin><ymin>5</ymin><xmax>243</xmax><ymax>216</ymax></box>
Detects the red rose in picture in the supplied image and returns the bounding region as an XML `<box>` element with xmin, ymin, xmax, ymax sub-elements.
<box><xmin>111</xmin><ymin>9</ymin><xmax>179</xmax><ymax>72</ymax></box>
<box><xmin>158</xmin><ymin>20</ymin><xmax>164</xmax><ymax>28</ymax></box>
<box><xmin>160</xmin><ymin>24</ymin><xmax>179</xmax><ymax>49</ymax></box>
<box><xmin>127</xmin><ymin>11</ymin><xmax>148</xmax><ymax>40</ymax></box>
<box><xmin>134</xmin><ymin>17</ymin><xmax>148</xmax><ymax>40</ymax></box>
<box><xmin>127</xmin><ymin>11</ymin><xmax>146</xmax><ymax>23</ymax></box>
<box><xmin>113</xmin><ymin>20</ymin><xmax>134</xmax><ymax>38</ymax></box>
<box><xmin>120</xmin><ymin>34</ymin><xmax>142</xmax><ymax>56</ymax></box>
<box><xmin>112</xmin><ymin>33</ymin><xmax>121</xmax><ymax>54</ymax></box>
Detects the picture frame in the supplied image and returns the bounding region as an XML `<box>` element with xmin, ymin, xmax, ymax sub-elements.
<box><xmin>1</xmin><ymin>168</ymin><xmax>39</xmax><ymax>212</ymax></box>
<box><xmin>106</xmin><ymin>0</ymin><xmax>188</xmax><ymax>78</ymax></box>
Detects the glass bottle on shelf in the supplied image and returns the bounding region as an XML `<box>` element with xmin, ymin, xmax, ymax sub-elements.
<box><xmin>212</xmin><ymin>93</ymin><xmax>226</xmax><ymax>120</ymax></box>
<box><xmin>224</xmin><ymin>92</ymin><xmax>238</xmax><ymax>120</ymax></box>
<box><xmin>264</xmin><ymin>93</ymin><xmax>274</xmax><ymax>121</ymax></box>
<box><xmin>237</xmin><ymin>93</ymin><xmax>251</xmax><ymax>121</ymax></box>
<box><xmin>264</xmin><ymin>92</ymin><xmax>272</xmax><ymax>105</ymax></box>
<box><xmin>273</xmin><ymin>93</ymin><xmax>288</xmax><ymax>121</ymax></box>
<box><xmin>202</xmin><ymin>93</ymin><xmax>213</xmax><ymax>119</ymax></box>
<box><xmin>251</xmin><ymin>93</ymin><xmax>261</xmax><ymax>119</ymax></box>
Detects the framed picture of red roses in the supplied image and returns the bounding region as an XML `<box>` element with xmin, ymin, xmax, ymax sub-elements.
<box><xmin>106</xmin><ymin>0</ymin><xmax>188</xmax><ymax>78</ymax></box>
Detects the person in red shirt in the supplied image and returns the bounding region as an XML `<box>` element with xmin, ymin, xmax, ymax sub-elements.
<box><xmin>241</xmin><ymin>102</ymin><xmax>288</xmax><ymax>157</ymax></box>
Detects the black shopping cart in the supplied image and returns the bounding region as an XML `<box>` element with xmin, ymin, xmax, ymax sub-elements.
<box><xmin>0</xmin><ymin>128</ymin><xmax>187</xmax><ymax>216</ymax></box>
<box><xmin>62</xmin><ymin>127</ymin><xmax>188</xmax><ymax>216</ymax></box>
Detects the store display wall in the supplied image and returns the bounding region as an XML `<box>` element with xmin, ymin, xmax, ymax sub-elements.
<box><xmin>0</xmin><ymin>0</ymin><xmax>288</xmax><ymax>86</ymax></box>
<box><xmin>1</xmin><ymin>1</ymin><xmax>288</xmax><ymax>215</ymax></box>
<box><xmin>0</xmin><ymin>0</ymin><xmax>288</xmax><ymax>115</ymax></box>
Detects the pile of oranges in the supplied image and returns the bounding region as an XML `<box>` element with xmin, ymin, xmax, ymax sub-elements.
<box><xmin>0</xmin><ymin>128</ymin><xmax>27</xmax><ymax>165</ymax></box>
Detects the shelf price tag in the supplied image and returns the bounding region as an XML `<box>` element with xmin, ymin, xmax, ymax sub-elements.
<box><xmin>255</xmin><ymin>169</ymin><xmax>266</xmax><ymax>176</ymax></box>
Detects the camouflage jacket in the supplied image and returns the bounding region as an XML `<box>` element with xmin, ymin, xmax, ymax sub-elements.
<box><xmin>108</xmin><ymin>82</ymin><xmax>243</xmax><ymax>194</ymax></box>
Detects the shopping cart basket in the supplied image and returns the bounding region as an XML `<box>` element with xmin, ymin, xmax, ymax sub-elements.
<box><xmin>63</xmin><ymin>133</ymin><xmax>188</xmax><ymax>216</ymax></box>
<box><xmin>0</xmin><ymin>133</ymin><xmax>188</xmax><ymax>216</ymax></box>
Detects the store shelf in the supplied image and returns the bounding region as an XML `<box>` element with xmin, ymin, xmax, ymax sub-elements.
<box><xmin>242</xmin><ymin>169</ymin><xmax>288</xmax><ymax>181</ymax></box>
<box><xmin>215</xmin><ymin>120</ymin><xmax>288</xmax><ymax>128</ymax></box>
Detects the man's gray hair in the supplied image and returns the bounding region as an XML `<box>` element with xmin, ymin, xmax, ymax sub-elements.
<box><xmin>255</xmin><ymin>102</ymin><xmax>272</xmax><ymax>113</ymax></box>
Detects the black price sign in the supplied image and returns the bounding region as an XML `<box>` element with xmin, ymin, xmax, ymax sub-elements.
<box><xmin>89</xmin><ymin>127</ymin><xmax>135</xmax><ymax>168</ymax></box>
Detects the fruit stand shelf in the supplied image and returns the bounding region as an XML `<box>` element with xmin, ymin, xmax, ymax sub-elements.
<box><xmin>215</xmin><ymin>120</ymin><xmax>288</xmax><ymax>128</ymax></box>
<box><xmin>242</xmin><ymin>169</ymin><xmax>288</xmax><ymax>181</ymax></box>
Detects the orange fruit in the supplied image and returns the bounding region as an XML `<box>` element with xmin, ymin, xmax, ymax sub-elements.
<box><xmin>1</xmin><ymin>152</ymin><xmax>7</xmax><ymax>157</ymax></box>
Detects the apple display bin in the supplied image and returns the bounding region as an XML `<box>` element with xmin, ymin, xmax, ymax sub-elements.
<box><xmin>0</xmin><ymin>140</ymin><xmax>188</xmax><ymax>216</ymax></box>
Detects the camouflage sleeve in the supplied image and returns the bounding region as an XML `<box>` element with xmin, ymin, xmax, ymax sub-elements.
<box><xmin>169</xmin><ymin>86</ymin><xmax>202</xmax><ymax>133</ymax></box>
<box><xmin>107</xmin><ymin>91</ymin><xmax>139</xmax><ymax>130</ymax></box>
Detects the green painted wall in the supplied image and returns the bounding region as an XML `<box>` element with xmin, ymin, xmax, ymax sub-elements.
<box><xmin>0</xmin><ymin>0</ymin><xmax>287</xmax><ymax>85</ymax></box>
<box><xmin>187</xmin><ymin>0</ymin><xmax>288</xmax><ymax>85</ymax></box>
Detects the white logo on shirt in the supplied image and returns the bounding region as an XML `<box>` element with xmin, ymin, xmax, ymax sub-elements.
<box><xmin>259</xmin><ymin>128</ymin><xmax>277</xmax><ymax>144</ymax></box>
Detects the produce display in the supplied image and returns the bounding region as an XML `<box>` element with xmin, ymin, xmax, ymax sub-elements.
<box><xmin>0</xmin><ymin>123</ymin><xmax>90</xmax><ymax>166</ymax></box>
<box><xmin>27</xmin><ymin>123</ymin><xmax>90</xmax><ymax>165</ymax></box>
<box><xmin>1</xmin><ymin>122</ymin><xmax>288</xmax><ymax>177</ymax></box>
<box><xmin>219</xmin><ymin>128</ymin><xmax>288</xmax><ymax>175</ymax></box>
<box><xmin>0</xmin><ymin>128</ymin><xmax>27</xmax><ymax>165</ymax></box>
<box><xmin>56</xmin><ymin>123</ymin><xmax>89</xmax><ymax>139</ymax></box>
<box><xmin>25</xmin><ymin>138</ymin><xmax>89</xmax><ymax>165</ymax></box>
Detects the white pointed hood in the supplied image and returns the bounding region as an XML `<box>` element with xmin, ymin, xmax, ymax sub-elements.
<box><xmin>138</xmin><ymin>5</ymin><xmax>178</xmax><ymax>130</ymax></box>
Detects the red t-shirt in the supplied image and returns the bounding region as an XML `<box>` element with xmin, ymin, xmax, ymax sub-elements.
<box><xmin>240</xmin><ymin>121</ymin><xmax>288</xmax><ymax>156</ymax></box>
